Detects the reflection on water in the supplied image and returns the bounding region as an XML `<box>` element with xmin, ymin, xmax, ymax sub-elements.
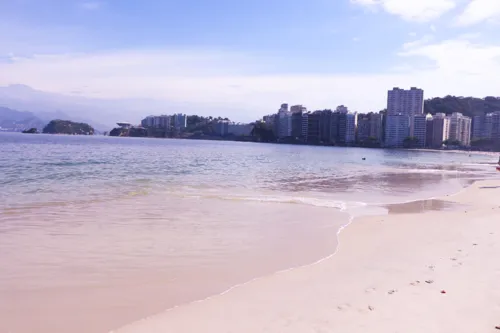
<box><xmin>0</xmin><ymin>133</ymin><xmax>496</xmax><ymax>333</ymax></box>
<box><xmin>385</xmin><ymin>199</ymin><xmax>466</xmax><ymax>215</ymax></box>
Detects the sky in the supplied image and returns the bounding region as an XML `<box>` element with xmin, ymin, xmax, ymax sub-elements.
<box><xmin>1</xmin><ymin>0</ymin><xmax>500</xmax><ymax>122</ymax></box>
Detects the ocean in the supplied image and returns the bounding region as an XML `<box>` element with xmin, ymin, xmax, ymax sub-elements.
<box><xmin>0</xmin><ymin>133</ymin><xmax>496</xmax><ymax>333</ymax></box>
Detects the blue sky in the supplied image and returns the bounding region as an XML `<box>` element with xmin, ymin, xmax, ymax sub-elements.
<box><xmin>1</xmin><ymin>0</ymin><xmax>500</xmax><ymax>123</ymax></box>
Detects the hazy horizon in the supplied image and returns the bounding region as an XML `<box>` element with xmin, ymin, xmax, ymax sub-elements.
<box><xmin>1</xmin><ymin>0</ymin><xmax>500</xmax><ymax>125</ymax></box>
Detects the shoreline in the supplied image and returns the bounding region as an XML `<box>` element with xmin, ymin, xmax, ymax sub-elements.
<box><xmin>113</xmin><ymin>179</ymin><xmax>500</xmax><ymax>333</ymax></box>
<box><xmin>111</xmin><ymin>179</ymin><xmax>488</xmax><ymax>333</ymax></box>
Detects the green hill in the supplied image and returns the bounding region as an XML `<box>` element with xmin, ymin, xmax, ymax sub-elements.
<box><xmin>43</xmin><ymin>120</ymin><xmax>94</xmax><ymax>135</ymax></box>
<box><xmin>424</xmin><ymin>96</ymin><xmax>500</xmax><ymax>117</ymax></box>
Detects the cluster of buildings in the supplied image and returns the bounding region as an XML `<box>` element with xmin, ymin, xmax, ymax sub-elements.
<box><xmin>213</xmin><ymin>121</ymin><xmax>254</xmax><ymax>137</ymax></box>
<box><xmin>263</xmin><ymin>104</ymin><xmax>362</xmax><ymax>144</ymax></box>
<box><xmin>472</xmin><ymin>112</ymin><xmax>500</xmax><ymax>141</ymax></box>
<box><xmin>141</xmin><ymin>114</ymin><xmax>188</xmax><ymax>131</ymax></box>
<box><xmin>136</xmin><ymin>87</ymin><xmax>500</xmax><ymax>149</ymax></box>
<box><xmin>263</xmin><ymin>87</ymin><xmax>476</xmax><ymax>148</ymax></box>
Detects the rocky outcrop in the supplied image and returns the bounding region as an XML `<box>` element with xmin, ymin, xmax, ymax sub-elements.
<box><xmin>109</xmin><ymin>127</ymin><xmax>148</xmax><ymax>137</ymax></box>
<box><xmin>22</xmin><ymin>128</ymin><xmax>39</xmax><ymax>134</ymax></box>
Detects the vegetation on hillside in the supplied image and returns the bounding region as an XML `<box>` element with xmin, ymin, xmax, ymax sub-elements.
<box><xmin>109</xmin><ymin>127</ymin><xmax>148</xmax><ymax>137</ymax></box>
<box><xmin>424</xmin><ymin>96</ymin><xmax>500</xmax><ymax>117</ymax></box>
<box><xmin>43</xmin><ymin>120</ymin><xmax>94</xmax><ymax>135</ymax></box>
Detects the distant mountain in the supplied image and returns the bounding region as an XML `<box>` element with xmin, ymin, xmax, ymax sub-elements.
<box><xmin>0</xmin><ymin>85</ymin><xmax>117</xmax><ymax>131</ymax></box>
<box><xmin>424</xmin><ymin>96</ymin><xmax>500</xmax><ymax>118</ymax></box>
<box><xmin>0</xmin><ymin>106</ymin><xmax>46</xmax><ymax>132</ymax></box>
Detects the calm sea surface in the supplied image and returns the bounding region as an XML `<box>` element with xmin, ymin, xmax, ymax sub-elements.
<box><xmin>0</xmin><ymin>133</ymin><xmax>496</xmax><ymax>333</ymax></box>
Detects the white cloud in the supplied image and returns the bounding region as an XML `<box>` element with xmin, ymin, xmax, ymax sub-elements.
<box><xmin>399</xmin><ymin>37</ymin><xmax>500</xmax><ymax>75</ymax></box>
<box><xmin>1</xmin><ymin>44</ymin><xmax>500</xmax><ymax>122</ymax></box>
<box><xmin>351</xmin><ymin>0</ymin><xmax>457</xmax><ymax>22</ymax></box>
<box><xmin>79</xmin><ymin>1</ymin><xmax>104</xmax><ymax>10</ymax></box>
<box><xmin>455</xmin><ymin>0</ymin><xmax>500</xmax><ymax>26</ymax></box>
<box><xmin>402</xmin><ymin>35</ymin><xmax>434</xmax><ymax>50</ymax></box>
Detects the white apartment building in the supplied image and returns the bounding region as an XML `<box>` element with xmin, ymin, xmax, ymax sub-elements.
<box><xmin>345</xmin><ymin>112</ymin><xmax>357</xmax><ymax>144</ymax></box>
<box><xmin>228</xmin><ymin>123</ymin><xmax>253</xmax><ymax>136</ymax></box>
<box><xmin>385</xmin><ymin>87</ymin><xmax>424</xmax><ymax>147</ymax></box>
<box><xmin>385</xmin><ymin>114</ymin><xmax>410</xmax><ymax>147</ymax></box>
<box><xmin>448</xmin><ymin>112</ymin><xmax>472</xmax><ymax>146</ymax></box>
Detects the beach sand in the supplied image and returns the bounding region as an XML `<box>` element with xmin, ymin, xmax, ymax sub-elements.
<box><xmin>115</xmin><ymin>179</ymin><xmax>500</xmax><ymax>333</ymax></box>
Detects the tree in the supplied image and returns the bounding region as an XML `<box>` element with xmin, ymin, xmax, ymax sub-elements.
<box><xmin>403</xmin><ymin>136</ymin><xmax>420</xmax><ymax>148</ymax></box>
<box><xmin>443</xmin><ymin>139</ymin><xmax>461</xmax><ymax>146</ymax></box>
<box><xmin>251</xmin><ymin>122</ymin><xmax>276</xmax><ymax>142</ymax></box>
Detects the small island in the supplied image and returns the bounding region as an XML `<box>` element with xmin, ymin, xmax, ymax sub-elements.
<box><xmin>43</xmin><ymin>120</ymin><xmax>95</xmax><ymax>135</ymax></box>
<box><xmin>22</xmin><ymin>128</ymin><xmax>39</xmax><ymax>134</ymax></box>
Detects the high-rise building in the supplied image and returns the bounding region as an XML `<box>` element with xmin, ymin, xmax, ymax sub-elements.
<box><xmin>385</xmin><ymin>114</ymin><xmax>410</xmax><ymax>147</ymax></box>
<box><xmin>173</xmin><ymin>114</ymin><xmax>187</xmax><ymax>130</ymax></box>
<box><xmin>430</xmin><ymin>113</ymin><xmax>450</xmax><ymax>148</ymax></box>
<box><xmin>490</xmin><ymin>111</ymin><xmax>500</xmax><ymax>140</ymax></box>
<box><xmin>412</xmin><ymin>114</ymin><xmax>427</xmax><ymax>148</ymax></box>
<box><xmin>290</xmin><ymin>105</ymin><xmax>307</xmax><ymax>113</ymax></box>
<box><xmin>472</xmin><ymin>115</ymin><xmax>487</xmax><ymax>140</ymax></box>
<box><xmin>345</xmin><ymin>113</ymin><xmax>357</xmax><ymax>144</ymax></box>
<box><xmin>301</xmin><ymin>113</ymin><xmax>309</xmax><ymax>139</ymax></box>
<box><xmin>387</xmin><ymin>87</ymin><xmax>424</xmax><ymax>116</ymax></box>
<box><xmin>291</xmin><ymin>112</ymin><xmax>303</xmax><ymax>138</ymax></box>
<box><xmin>277</xmin><ymin>109</ymin><xmax>292</xmax><ymax>138</ymax></box>
<box><xmin>307</xmin><ymin>112</ymin><xmax>321</xmax><ymax>142</ymax></box>
<box><xmin>385</xmin><ymin>87</ymin><xmax>424</xmax><ymax>147</ymax></box>
<box><xmin>369</xmin><ymin>112</ymin><xmax>384</xmax><ymax>142</ymax></box>
<box><xmin>357</xmin><ymin>112</ymin><xmax>382</xmax><ymax>144</ymax></box>
<box><xmin>356</xmin><ymin>114</ymin><xmax>371</xmax><ymax>143</ymax></box>
<box><xmin>142</xmin><ymin>116</ymin><xmax>155</xmax><ymax>128</ymax></box>
<box><xmin>214</xmin><ymin>120</ymin><xmax>229</xmax><ymax>136</ymax></box>
<box><xmin>425</xmin><ymin>116</ymin><xmax>434</xmax><ymax>148</ymax></box>
<box><xmin>472</xmin><ymin>111</ymin><xmax>500</xmax><ymax>141</ymax></box>
<box><xmin>319</xmin><ymin>110</ymin><xmax>334</xmax><ymax>144</ymax></box>
<box><xmin>448</xmin><ymin>112</ymin><xmax>472</xmax><ymax>146</ymax></box>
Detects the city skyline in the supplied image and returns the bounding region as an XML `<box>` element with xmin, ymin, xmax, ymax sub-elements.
<box><xmin>1</xmin><ymin>0</ymin><xmax>500</xmax><ymax>122</ymax></box>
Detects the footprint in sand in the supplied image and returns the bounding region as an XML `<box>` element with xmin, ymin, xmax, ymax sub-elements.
<box><xmin>337</xmin><ymin>303</ymin><xmax>352</xmax><ymax>312</ymax></box>
<box><xmin>410</xmin><ymin>280</ymin><xmax>421</xmax><ymax>286</ymax></box>
<box><xmin>388</xmin><ymin>289</ymin><xmax>398</xmax><ymax>295</ymax></box>
<box><xmin>365</xmin><ymin>287</ymin><xmax>377</xmax><ymax>294</ymax></box>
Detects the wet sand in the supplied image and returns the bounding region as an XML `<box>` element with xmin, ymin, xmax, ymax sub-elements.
<box><xmin>115</xmin><ymin>180</ymin><xmax>500</xmax><ymax>333</ymax></box>
<box><xmin>0</xmin><ymin>198</ymin><xmax>347</xmax><ymax>333</ymax></box>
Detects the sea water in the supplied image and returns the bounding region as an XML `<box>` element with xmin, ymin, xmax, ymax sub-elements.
<box><xmin>0</xmin><ymin>133</ymin><xmax>495</xmax><ymax>333</ymax></box>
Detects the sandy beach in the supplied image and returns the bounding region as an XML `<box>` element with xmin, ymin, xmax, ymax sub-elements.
<box><xmin>115</xmin><ymin>179</ymin><xmax>500</xmax><ymax>333</ymax></box>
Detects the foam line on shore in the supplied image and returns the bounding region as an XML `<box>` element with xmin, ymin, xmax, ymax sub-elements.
<box><xmin>109</xmin><ymin>180</ymin><xmax>476</xmax><ymax>333</ymax></box>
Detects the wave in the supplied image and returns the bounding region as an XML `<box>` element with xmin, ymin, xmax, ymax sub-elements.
<box><xmin>403</xmin><ymin>168</ymin><xmax>471</xmax><ymax>174</ymax></box>
<box><xmin>182</xmin><ymin>193</ymin><xmax>367</xmax><ymax>211</ymax></box>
